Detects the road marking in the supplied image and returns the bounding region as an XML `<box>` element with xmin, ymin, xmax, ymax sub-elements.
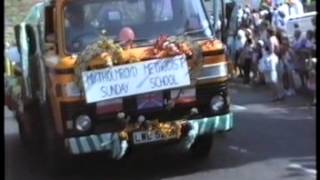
<box><xmin>288</xmin><ymin>163</ymin><xmax>317</xmax><ymax>176</ymax></box>
<box><xmin>230</xmin><ymin>104</ymin><xmax>247</xmax><ymax>112</ymax></box>
<box><xmin>229</xmin><ymin>145</ymin><xmax>248</xmax><ymax>153</ymax></box>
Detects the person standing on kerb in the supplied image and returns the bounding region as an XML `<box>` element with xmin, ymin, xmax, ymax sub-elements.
<box><xmin>259</xmin><ymin>45</ymin><xmax>285</xmax><ymax>101</ymax></box>
<box><xmin>5</xmin><ymin>43</ymin><xmax>21</xmax><ymax>76</ymax></box>
<box><xmin>238</xmin><ymin>38</ymin><xmax>254</xmax><ymax>84</ymax></box>
<box><xmin>5</xmin><ymin>43</ymin><xmax>21</xmax><ymax>65</ymax></box>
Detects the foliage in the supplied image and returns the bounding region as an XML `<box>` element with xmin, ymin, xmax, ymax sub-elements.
<box><xmin>74</xmin><ymin>36</ymin><xmax>124</xmax><ymax>90</ymax></box>
<box><xmin>5</xmin><ymin>0</ymin><xmax>34</xmax><ymax>44</ymax></box>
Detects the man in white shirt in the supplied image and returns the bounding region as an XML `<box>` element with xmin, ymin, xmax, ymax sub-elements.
<box><xmin>5</xmin><ymin>46</ymin><xmax>21</xmax><ymax>65</ymax></box>
<box><xmin>235</xmin><ymin>29</ymin><xmax>247</xmax><ymax>76</ymax></box>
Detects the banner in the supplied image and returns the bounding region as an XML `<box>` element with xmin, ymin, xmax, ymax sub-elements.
<box><xmin>82</xmin><ymin>55</ymin><xmax>191</xmax><ymax>103</ymax></box>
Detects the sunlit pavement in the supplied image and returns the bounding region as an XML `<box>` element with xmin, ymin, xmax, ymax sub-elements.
<box><xmin>5</xmin><ymin>79</ymin><xmax>316</xmax><ymax>180</ymax></box>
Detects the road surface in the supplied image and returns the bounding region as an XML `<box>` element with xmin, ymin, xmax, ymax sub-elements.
<box><xmin>5</xmin><ymin>79</ymin><xmax>316</xmax><ymax>180</ymax></box>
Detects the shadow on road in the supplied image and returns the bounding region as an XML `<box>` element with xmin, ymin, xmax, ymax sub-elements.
<box><xmin>5</xmin><ymin>80</ymin><xmax>315</xmax><ymax>180</ymax></box>
<box><xmin>5</xmin><ymin>106</ymin><xmax>315</xmax><ymax>180</ymax></box>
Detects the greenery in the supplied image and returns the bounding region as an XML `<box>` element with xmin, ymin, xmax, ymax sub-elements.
<box><xmin>5</xmin><ymin>0</ymin><xmax>35</xmax><ymax>45</ymax></box>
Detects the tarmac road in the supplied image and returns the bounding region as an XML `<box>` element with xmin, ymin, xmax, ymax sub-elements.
<box><xmin>5</xmin><ymin>80</ymin><xmax>316</xmax><ymax>180</ymax></box>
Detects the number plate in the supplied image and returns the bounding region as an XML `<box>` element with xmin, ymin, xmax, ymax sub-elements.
<box><xmin>132</xmin><ymin>130</ymin><xmax>178</xmax><ymax>144</ymax></box>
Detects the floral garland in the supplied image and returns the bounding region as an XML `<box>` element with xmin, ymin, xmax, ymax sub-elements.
<box><xmin>151</xmin><ymin>35</ymin><xmax>204</xmax><ymax>85</ymax></box>
<box><xmin>74</xmin><ymin>36</ymin><xmax>124</xmax><ymax>90</ymax></box>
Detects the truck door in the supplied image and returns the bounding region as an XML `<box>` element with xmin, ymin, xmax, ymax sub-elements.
<box><xmin>14</xmin><ymin>23</ymin><xmax>40</xmax><ymax>103</ymax></box>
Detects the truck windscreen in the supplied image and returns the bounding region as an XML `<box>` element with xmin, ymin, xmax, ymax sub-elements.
<box><xmin>63</xmin><ymin>0</ymin><xmax>213</xmax><ymax>53</ymax></box>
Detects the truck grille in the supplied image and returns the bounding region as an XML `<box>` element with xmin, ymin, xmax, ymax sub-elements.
<box><xmin>60</xmin><ymin>82</ymin><xmax>229</xmax><ymax>136</ymax></box>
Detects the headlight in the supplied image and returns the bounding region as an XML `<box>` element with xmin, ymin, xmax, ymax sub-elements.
<box><xmin>210</xmin><ymin>95</ymin><xmax>225</xmax><ymax>112</ymax></box>
<box><xmin>75</xmin><ymin>115</ymin><xmax>92</xmax><ymax>132</ymax></box>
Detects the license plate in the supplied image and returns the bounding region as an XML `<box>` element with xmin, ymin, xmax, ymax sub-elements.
<box><xmin>132</xmin><ymin>130</ymin><xmax>177</xmax><ymax>144</ymax></box>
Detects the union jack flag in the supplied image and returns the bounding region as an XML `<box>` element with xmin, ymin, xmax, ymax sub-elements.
<box><xmin>96</xmin><ymin>99</ymin><xmax>123</xmax><ymax>114</ymax></box>
<box><xmin>137</xmin><ymin>92</ymin><xmax>163</xmax><ymax>110</ymax></box>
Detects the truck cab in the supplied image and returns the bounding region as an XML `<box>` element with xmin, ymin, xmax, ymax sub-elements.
<box><xmin>5</xmin><ymin>0</ymin><xmax>234</xmax><ymax>173</ymax></box>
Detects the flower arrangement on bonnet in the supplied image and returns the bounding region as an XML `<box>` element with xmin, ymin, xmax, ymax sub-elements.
<box><xmin>74</xmin><ymin>33</ymin><xmax>218</xmax><ymax>90</ymax></box>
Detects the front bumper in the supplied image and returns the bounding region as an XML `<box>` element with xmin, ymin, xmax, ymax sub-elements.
<box><xmin>64</xmin><ymin>112</ymin><xmax>233</xmax><ymax>158</ymax></box>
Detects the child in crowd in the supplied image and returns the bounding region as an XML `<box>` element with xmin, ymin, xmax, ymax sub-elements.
<box><xmin>235</xmin><ymin>28</ymin><xmax>247</xmax><ymax>77</ymax></box>
<box><xmin>279</xmin><ymin>37</ymin><xmax>297</xmax><ymax>96</ymax></box>
<box><xmin>239</xmin><ymin>38</ymin><xmax>254</xmax><ymax>84</ymax></box>
<box><xmin>252</xmin><ymin>40</ymin><xmax>264</xmax><ymax>84</ymax></box>
<box><xmin>292</xmin><ymin>29</ymin><xmax>303</xmax><ymax>50</ymax></box>
<box><xmin>259</xmin><ymin>45</ymin><xmax>285</xmax><ymax>101</ymax></box>
<box><xmin>267</xmin><ymin>27</ymin><xmax>280</xmax><ymax>56</ymax></box>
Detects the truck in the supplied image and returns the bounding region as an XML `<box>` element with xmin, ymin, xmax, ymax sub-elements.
<box><xmin>5</xmin><ymin>0</ymin><xmax>234</xmax><ymax>173</ymax></box>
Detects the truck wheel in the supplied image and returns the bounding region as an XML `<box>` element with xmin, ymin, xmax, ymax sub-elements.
<box><xmin>16</xmin><ymin>113</ymin><xmax>29</xmax><ymax>146</ymax></box>
<box><xmin>41</xmin><ymin>102</ymin><xmax>70</xmax><ymax>175</ymax></box>
<box><xmin>16</xmin><ymin>105</ymin><xmax>44</xmax><ymax>151</ymax></box>
<box><xmin>190</xmin><ymin>135</ymin><xmax>214</xmax><ymax>158</ymax></box>
<box><xmin>44</xmin><ymin>135</ymin><xmax>68</xmax><ymax>175</ymax></box>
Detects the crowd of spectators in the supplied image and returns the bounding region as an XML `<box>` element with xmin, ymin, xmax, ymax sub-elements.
<box><xmin>229</xmin><ymin>0</ymin><xmax>316</xmax><ymax>104</ymax></box>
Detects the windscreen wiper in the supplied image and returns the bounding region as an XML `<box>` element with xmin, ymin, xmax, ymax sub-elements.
<box><xmin>183</xmin><ymin>28</ymin><xmax>206</xmax><ymax>35</ymax></box>
<box><xmin>132</xmin><ymin>38</ymin><xmax>151</xmax><ymax>43</ymax></box>
<box><xmin>180</xmin><ymin>26</ymin><xmax>210</xmax><ymax>36</ymax></box>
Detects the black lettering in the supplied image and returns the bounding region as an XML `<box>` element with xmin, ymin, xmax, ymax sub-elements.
<box><xmin>100</xmin><ymin>83</ymin><xmax>129</xmax><ymax>98</ymax></box>
<box><xmin>105</xmin><ymin>70</ymin><xmax>114</xmax><ymax>82</ymax></box>
<box><xmin>160</xmin><ymin>76</ymin><xmax>166</xmax><ymax>85</ymax></box>
<box><xmin>144</xmin><ymin>63</ymin><xmax>154</xmax><ymax>76</ymax></box>
<box><xmin>169</xmin><ymin>75</ymin><xmax>178</xmax><ymax>85</ymax></box>
<box><xmin>113</xmin><ymin>66</ymin><xmax>138</xmax><ymax>80</ymax></box>
<box><xmin>149</xmin><ymin>75</ymin><xmax>179</xmax><ymax>89</ymax></box>
<box><xmin>150</xmin><ymin>77</ymin><xmax>157</xmax><ymax>89</ymax></box>
<box><xmin>131</xmin><ymin>66</ymin><xmax>138</xmax><ymax>77</ymax></box>
<box><xmin>85</xmin><ymin>73</ymin><xmax>94</xmax><ymax>88</ymax></box>
<box><xmin>100</xmin><ymin>86</ymin><xmax>110</xmax><ymax>98</ymax></box>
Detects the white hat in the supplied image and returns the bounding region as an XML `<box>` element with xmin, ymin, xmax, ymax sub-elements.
<box><xmin>237</xmin><ymin>29</ymin><xmax>246</xmax><ymax>38</ymax></box>
<box><xmin>258</xmin><ymin>40</ymin><xmax>264</xmax><ymax>46</ymax></box>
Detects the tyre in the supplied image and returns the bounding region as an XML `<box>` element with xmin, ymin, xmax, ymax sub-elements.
<box><xmin>16</xmin><ymin>112</ymin><xmax>29</xmax><ymax>146</ymax></box>
<box><xmin>190</xmin><ymin>135</ymin><xmax>214</xmax><ymax>158</ymax></box>
<box><xmin>44</xmin><ymin>134</ymin><xmax>69</xmax><ymax>175</ymax></box>
<box><xmin>16</xmin><ymin>104</ymin><xmax>45</xmax><ymax>151</ymax></box>
<box><xmin>40</xmin><ymin>102</ymin><xmax>70</xmax><ymax>175</ymax></box>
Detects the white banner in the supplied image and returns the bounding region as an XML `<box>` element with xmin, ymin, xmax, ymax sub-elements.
<box><xmin>82</xmin><ymin>55</ymin><xmax>191</xmax><ymax>103</ymax></box>
<box><xmin>286</xmin><ymin>11</ymin><xmax>316</xmax><ymax>41</ymax></box>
